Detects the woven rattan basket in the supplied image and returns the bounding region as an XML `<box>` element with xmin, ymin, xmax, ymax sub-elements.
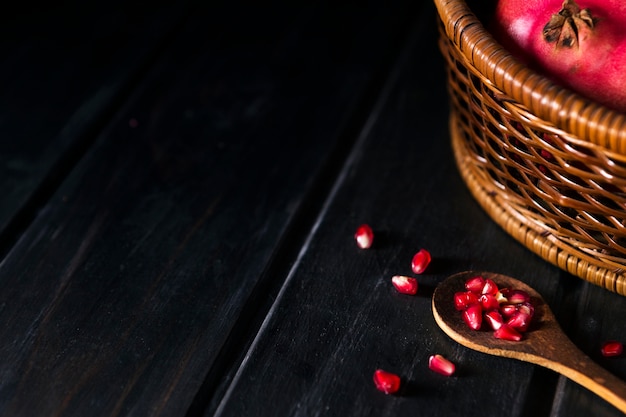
<box><xmin>434</xmin><ymin>0</ymin><xmax>626</xmax><ymax>295</ymax></box>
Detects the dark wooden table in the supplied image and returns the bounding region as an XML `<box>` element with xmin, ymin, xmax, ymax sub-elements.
<box><xmin>3</xmin><ymin>1</ymin><xmax>626</xmax><ymax>416</ymax></box>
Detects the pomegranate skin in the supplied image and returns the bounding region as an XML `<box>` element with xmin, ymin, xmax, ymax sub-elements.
<box><xmin>492</xmin><ymin>0</ymin><xmax>626</xmax><ymax>113</ymax></box>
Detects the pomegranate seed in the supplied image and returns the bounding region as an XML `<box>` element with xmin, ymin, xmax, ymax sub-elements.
<box><xmin>428</xmin><ymin>354</ymin><xmax>456</xmax><ymax>376</ymax></box>
<box><xmin>373</xmin><ymin>369</ymin><xmax>401</xmax><ymax>394</ymax></box>
<box><xmin>454</xmin><ymin>291</ymin><xmax>478</xmax><ymax>311</ymax></box>
<box><xmin>463</xmin><ymin>304</ymin><xmax>483</xmax><ymax>330</ymax></box>
<box><xmin>507</xmin><ymin>290</ymin><xmax>530</xmax><ymax>304</ymax></box>
<box><xmin>411</xmin><ymin>249</ymin><xmax>431</xmax><ymax>274</ymax></box>
<box><xmin>500</xmin><ymin>303</ymin><xmax>518</xmax><ymax>318</ymax></box>
<box><xmin>499</xmin><ymin>287</ymin><xmax>511</xmax><ymax>298</ymax></box>
<box><xmin>354</xmin><ymin>224</ymin><xmax>374</xmax><ymax>249</ymax></box>
<box><xmin>457</xmin><ymin>277</ymin><xmax>536</xmax><ymax>341</ymax></box>
<box><xmin>484</xmin><ymin>310</ymin><xmax>504</xmax><ymax>330</ymax></box>
<box><xmin>392</xmin><ymin>275</ymin><xmax>418</xmax><ymax>295</ymax></box>
<box><xmin>495</xmin><ymin>290</ymin><xmax>508</xmax><ymax>304</ymax></box>
<box><xmin>464</xmin><ymin>276</ymin><xmax>485</xmax><ymax>294</ymax></box>
<box><xmin>601</xmin><ymin>341</ymin><xmax>623</xmax><ymax>357</ymax></box>
<box><xmin>518</xmin><ymin>302</ymin><xmax>534</xmax><ymax>318</ymax></box>
<box><xmin>481</xmin><ymin>278</ymin><xmax>499</xmax><ymax>296</ymax></box>
<box><xmin>479</xmin><ymin>293</ymin><xmax>499</xmax><ymax>310</ymax></box>
<box><xmin>506</xmin><ymin>311</ymin><xmax>532</xmax><ymax>332</ymax></box>
<box><xmin>494</xmin><ymin>324</ymin><xmax>522</xmax><ymax>341</ymax></box>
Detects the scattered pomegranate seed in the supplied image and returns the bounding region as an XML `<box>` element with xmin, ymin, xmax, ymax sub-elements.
<box><xmin>462</xmin><ymin>303</ymin><xmax>483</xmax><ymax>330</ymax></box>
<box><xmin>601</xmin><ymin>341</ymin><xmax>624</xmax><ymax>357</ymax></box>
<box><xmin>411</xmin><ymin>249</ymin><xmax>431</xmax><ymax>274</ymax></box>
<box><xmin>373</xmin><ymin>369</ymin><xmax>401</xmax><ymax>394</ymax></box>
<box><xmin>454</xmin><ymin>291</ymin><xmax>478</xmax><ymax>311</ymax></box>
<box><xmin>494</xmin><ymin>324</ymin><xmax>522</xmax><ymax>341</ymax></box>
<box><xmin>429</xmin><ymin>354</ymin><xmax>456</xmax><ymax>376</ymax></box>
<box><xmin>464</xmin><ymin>276</ymin><xmax>485</xmax><ymax>294</ymax></box>
<box><xmin>354</xmin><ymin>224</ymin><xmax>374</xmax><ymax>249</ymax></box>
<box><xmin>392</xmin><ymin>275</ymin><xmax>418</xmax><ymax>295</ymax></box>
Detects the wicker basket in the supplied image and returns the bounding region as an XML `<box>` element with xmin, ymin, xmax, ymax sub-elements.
<box><xmin>434</xmin><ymin>0</ymin><xmax>626</xmax><ymax>295</ymax></box>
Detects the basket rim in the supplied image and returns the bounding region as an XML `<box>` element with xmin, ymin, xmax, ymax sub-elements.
<box><xmin>433</xmin><ymin>0</ymin><xmax>626</xmax><ymax>154</ymax></box>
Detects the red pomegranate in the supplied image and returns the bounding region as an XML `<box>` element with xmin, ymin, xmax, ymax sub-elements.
<box><xmin>491</xmin><ymin>0</ymin><xmax>626</xmax><ymax>113</ymax></box>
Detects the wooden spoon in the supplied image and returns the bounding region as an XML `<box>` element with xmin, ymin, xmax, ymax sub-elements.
<box><xmin>432</xmin><ymin>271</ymin><xmax>626</xmax><ymax>414</ymax></box>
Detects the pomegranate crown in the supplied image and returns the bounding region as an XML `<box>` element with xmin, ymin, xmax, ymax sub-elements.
<box><xmin>543</xmin><ymin>0</ymin><xmax>597</xmax><ymax>48</ymax></box>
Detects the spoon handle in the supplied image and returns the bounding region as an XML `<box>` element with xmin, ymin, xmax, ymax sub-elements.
<box><xmin>541</xmin><ymin>334</ymin><xmax>626</xmax><ymax>413</ymax></box>
<box><xmin>432</xmin><ymin>271</ymin><xmax>626</xmax><ymax>413</ymax></box>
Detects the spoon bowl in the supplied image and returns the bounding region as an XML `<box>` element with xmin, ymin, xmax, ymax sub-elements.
<box><xmin>432</xmin><ymin>271</ymin><xmax>626</xmax><ymax>414</ymax></box>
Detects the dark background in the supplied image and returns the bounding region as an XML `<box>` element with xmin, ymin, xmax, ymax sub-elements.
<box><xmin>1</xmin><ymin>1</ymin><xmax>625</xmax><ymax>416</ymax></box>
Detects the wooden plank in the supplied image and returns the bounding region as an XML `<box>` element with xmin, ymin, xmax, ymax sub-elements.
<box><xmin>210</xmin><ymin>3</ymin><xmax>626</xmax><ymax>417</ymax></box>
<box><xmin>0</xmin><ymin>0</ymin><xmax>190</xmax><ymax>254</ymax></box>
<box><xmin>0</xmin><ymin>1</ymin><xmax>421</xmax><ymax>416</ymax></box>
<box><xmin>548</xmin><ymin>283</ymin><xmax>626</xmax><ymax>416</ymax></box>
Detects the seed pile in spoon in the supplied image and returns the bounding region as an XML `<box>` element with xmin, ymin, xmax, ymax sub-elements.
<box><xmin>454</xmin><ymin>275</ymin><xmax>535</xmax><ymax>341</ymax></box>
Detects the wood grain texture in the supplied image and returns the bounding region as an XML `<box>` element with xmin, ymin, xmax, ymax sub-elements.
<box><xmin>210</xmin><ymin>3</ymin><xmax>626</xmax><ymax>417</ymax></box>
<box><xmin>0</xmin><ymin>1</ymin><xmax>422</xmax><ymax>416</ymax></box>
<box><xmin>432</xmin><ymin>271</ymin><xmax>626</xmax><ymax>414</ymax></box>
<box><xmin>2</xmin><ymin>1</ymin><xmax>625</xmax><ymax>416</ymax></box>
<box><xmin>0</xmin><ymin>0</ymin><xmax>191</xmax><ymax>253</ymax></box>
<box><xmin>550</xmin><ymin>277</ymin><xmax>626</xmax><ymax>416</ymax></box>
